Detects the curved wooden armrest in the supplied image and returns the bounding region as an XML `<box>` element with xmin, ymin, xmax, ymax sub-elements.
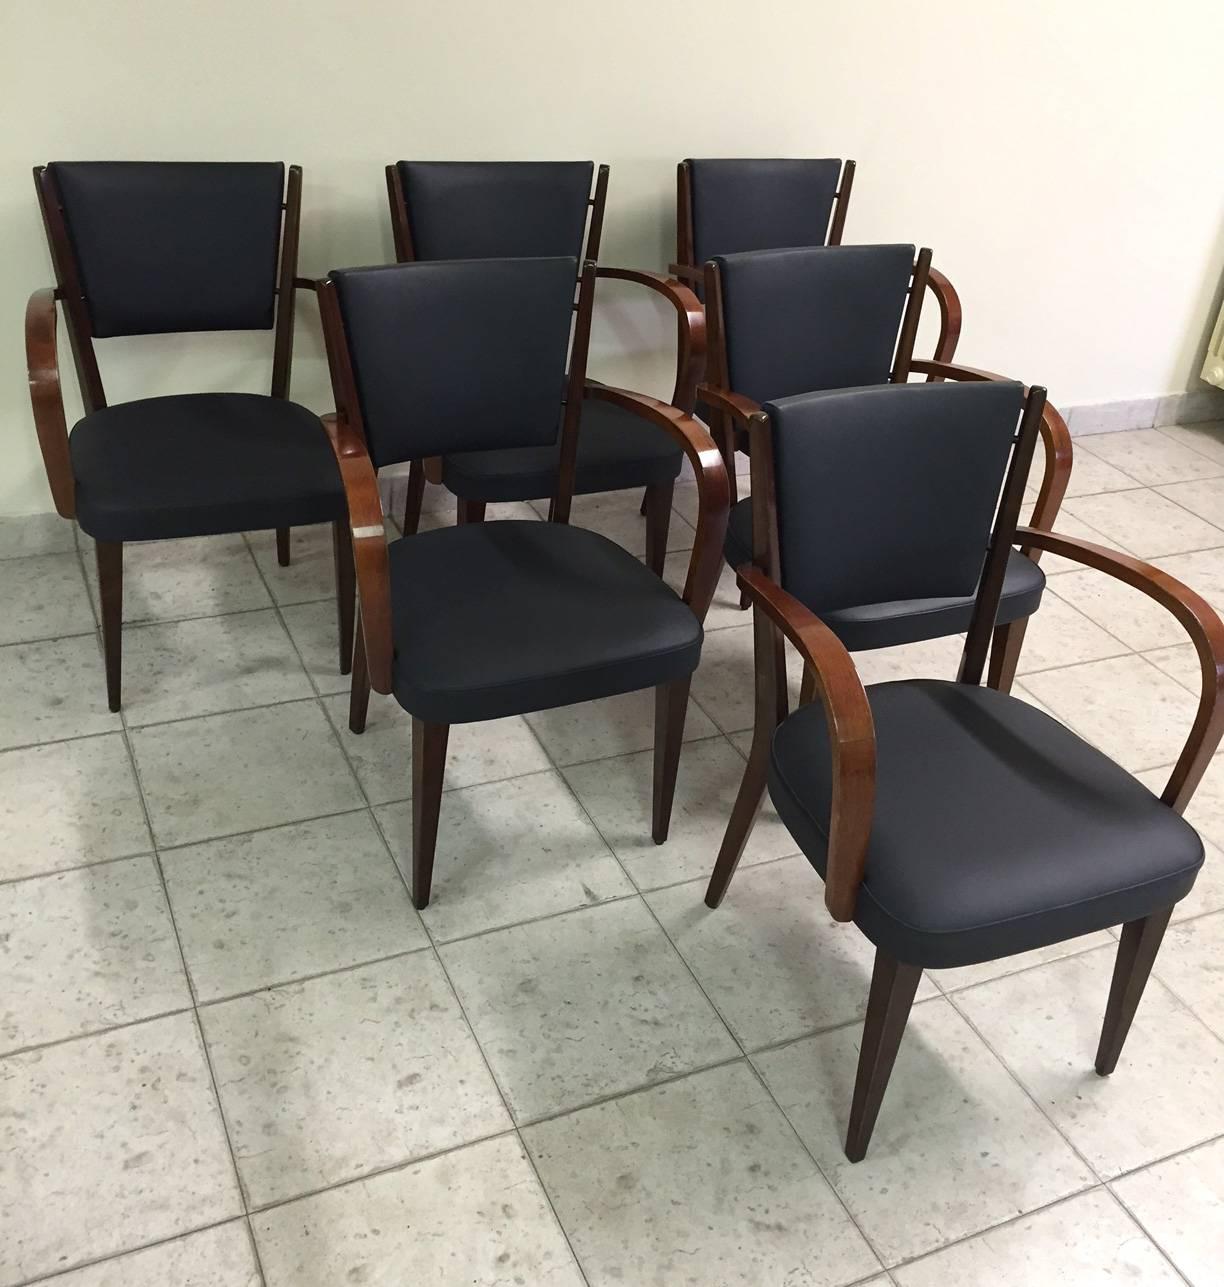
<box><xmin>25</xmin><ymin>288</ymin><xmax>75</xmax><ymax>519</ymax></box>
<box><xmin>737</xmin><ymin>564</ymin><xmax>876</xmax><ymax>920</ymax></box>
<box><xmin>909</xmin><ymin>358</ymin><xmax>1073</xmax><ymax>538</ymax></box>
<box><xmin>695</xmin><ymin>384</ymin><xmax>762</xmax><ymax>432</ymax></box>
<box><xmin>595</xmin><ymin>266</ymin><xmax>706</xmax><ymax>411</ymax></box>
<box><xmin>321</xmin><ymin>413</ymin><xmax>393</xmax><ymax>695</ymax></box>
<box><xmin>1016</xmin><ymin>526</ymin><xmax>1224</xmax><ymax>811</ymax></box>
<box><xmin>925</xmin><ymin>268</ymin><xmax>962</xmax><ymax>365</ymax></box>
<box><xmin>667</xmin><ymin>262</ymin><xmax>704</xmax><ymax>285</ymax></box>
<box><xmin>584</xmin><ymin>381</ymin><xmax>729</xmax><ymax>620</ymax></box>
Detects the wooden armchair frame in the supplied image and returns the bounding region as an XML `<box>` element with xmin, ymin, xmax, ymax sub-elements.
<box><xmin>702</xmin><ymin>390</ymin><xmax>1224</xmax><ymax>1161</ymax></box>
<box><xmin>316</xmin><ymin>262</ymin><xmax>730</xmax><ymax>906</ymax></box>
<box><xmin>26</xmin><ymin>163</ymin><xmax>354</xmax><ymax>711</ymax></box>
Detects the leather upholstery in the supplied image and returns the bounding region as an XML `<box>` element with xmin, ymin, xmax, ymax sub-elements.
<box><xmin>715</xmin><ymin>245</ymin><xmax>915</xmax><ymax>404</ymax></box>
<box><xmin>769</xmin><ymin>680</ymin><xmax>1204</xmax><ymax>967</ymax></box>
<box><xmin>723</xmin><ymin>498</ymin><xmax>1046</xmax><ymax>650</ymax></box>
<box><xmin>49</xmin><ymin>162</ymin><xmax>284</xmax><ymax>337</ymax></box>
<box><xmin>687</xmin><ymin>159</ymin><xmax>842</xmax><ymax>266</ymax></box>
<box><xmin>440</xmin><ymin>395</ymin><xmax>683</xmax><ymax>501</ymax></box>
<box><xmin>764</xmin><ymin>381</ymin><xmax>1026</xmax><ymax>616</ymax></box>
<box><xmin>69</xmin><ymin>393</ymin><xmax>344</xmax><ymax>542</ymax></box>
<box><xmin>388</xmin><ymin>521</ymin><xmax>703</xmax><ymax>723</ymax></box>
<box><xmin>397</xmin><ymin>161</ymin><xmax>593</xmax><ymax>261</ymax></box>
<box><xmin>331</xmin><ymin>257</ymin><xmax>578</xmax><ymax>467</ymax></box>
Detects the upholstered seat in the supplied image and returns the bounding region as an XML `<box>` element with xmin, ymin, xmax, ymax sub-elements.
<box><xmin>69</xmin><ymin>392</ymin><xmax>345</xmax><ymax>542</ymax></box>
<box><xmin>440</xmin><ymin>396</ymin><xmax>683</xmax><ymax>503</ymax></box>
<box><xmin>389</xmin><ymin>520</ymin><xmax>703</xmax><ymax>724</ymax></box>
<box><xmin>769</xmin><ymin>680</ymin><xmax>1203</xmax><ymax>968</ymax></box>
<box><xmin>723</xmin><ymin>497</ymin><xmax>1046</xmax><ymax>649</ymax></box>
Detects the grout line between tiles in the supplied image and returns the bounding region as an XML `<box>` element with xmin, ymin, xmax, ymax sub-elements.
<box><xmin>1096</xmin><ymin>1186</ymin><xmax>1194</xmax><ymax>1287</ymax></box>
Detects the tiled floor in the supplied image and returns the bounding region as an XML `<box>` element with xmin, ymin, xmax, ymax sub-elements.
<box><xmin>2</xmin><ymin>424</ymin><xmax>1224</xmax><ymax>1285</ymax></box>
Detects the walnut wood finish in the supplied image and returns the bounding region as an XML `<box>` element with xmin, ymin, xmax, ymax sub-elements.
<box><xmin>827</xmin><ymin>160</ymin><xmax>855</xmax><ymax>246</ymax></box>
<box><xmin>652</xmin><ymin>677</ymin><xmax>692</xmax><ymax>843</ymax></box>
<box><xmin>548</xmin><ymin>261</ymin><xmax>598</xmax><ymax>525</ymax></box>
<box><xmin>1095</xmin><ymin>904</ymin><xmax>1174</xmax><ymax>1076</ymax></box>
<box><xmin>24</xmin><ymin>288</ymin><xmax>75</xmax><ymax>518</ymax></box>
<box><xmin>958</xmin><ymin>388</ymin><xmax>1047</xmax><ymax>686</ymax></box>
<box><xmin>889</xmin><ymin>248</ymin><xmax>932</xmax><ymax>385</ymax></box>
<box><xmin>586</xmin><ymin>165</ymin><xmax>610</xmax><ymax>261</ymax></box>
<box><xmin>925</xmin><ymin>268</ymin><xmax>962</xmax><ymax>367</ymax></box>
<box><xmin>271</xmin><ymin>166</ymin><xmax>303</xmax><ymax>400</ymax></box>
<box><xmin>845</xmin><ymin>951</ymin><xmax>923</xmax><ymax>1161</ymax></box>
<box><xmin>643</xmin><ymin>480</ymin><xmax>674</xmax><ymax>578</ymax></box>
<box><xmin>584</xmin><ymin>383</ymin><xmax>730</xmax><ymax>621</ymax></box>
<box><xmin>411</xmin><ymin>718</ymin><xmax>449</xmax><ymax>908</ymax></box>
<box><xmin>1015</xmin><ymin>526</ymin><xmax>1224</xmax><ymax>811</ymax></box>
<box><xmin>96</xmin><ymin>541</ymin><xmax>123</xmax><ymax>713</ymax></box>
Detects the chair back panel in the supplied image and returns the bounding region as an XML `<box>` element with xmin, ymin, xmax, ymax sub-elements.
<box><xmin>768</xmin><ymin>380</ymin><xmax>1026</xmax><ymax>612</ymax></box>
<box><xmin>330</xmin><ymin>256</ymin><xmax>578</xmax><ymax>467</ymax></box>
<box><xmin>717</xmin><ymin>244</ymin><xmax>914</xmax><ymax>404</ymax></box>
<box><xmin>687</xmin><ymin>158</ymin><xmax>841</xmax><ymax>266</ymax></box>
<box><xmin>48</xmin><ymin>162</ymin><xmax>285</xmax><ymax>337</ymax></box>
<box><xmin>397</xmin><ymin>161</ymin><xmax>593</xmax><ymax>261</ymax></box>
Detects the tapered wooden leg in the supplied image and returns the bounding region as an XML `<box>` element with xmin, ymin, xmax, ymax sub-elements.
<box><xmin>349</xmin><ymin>611</ymin><xmax>371</xmax><ymax>734</ymax></box>
<box><xmin>705</xmin><ymin>724</ymin><xmax>770</xmax><ymax>908</ymax></box>
<box><xmin>986</xmin><ymin>618</ymin><xmax>1028</xmax><ymax>694</ymax></box>
<box><xmin>276</xmin><ymin>526</ymin><xmax>291</xmax><ymax>566</ymax></box>
<box><xmin>845</xmin><ymin>950</ymin><xmax>924</xmax><ymax>1162</ymax></box>
<box><xmin>800</xmin><ymin>665</ymin><xmax>817</xmax><ymax>707</ymax></box>
<box><xmin>1096</xmin><ymin>904</ymin><xmax>1174</xmax><ymax>1076</ymax></box>
<box><xmin>333</xmin><ymin>520</ymin><xmax>355</xmax><ymax>675</ymax></box>
<box><xmin>643</xmin><ymin>481</ymin><xmax>674</xmax><ymax>577</ymax></box>
<box><xmin>651</xmin><ymin>677</ymin><xmax>691</xmax><ymax>844</ymax></box>
<box><xmin>456</xmin><ymin>498</ymin><xmax>486</xmax><ymax>525</ymax></box>
<box><xmin>411</xmin><ymin>718</ymin><xmax>449</xmax><ymax>909</ymax></box>
<box><xmin>96</xmin><ymin>540</ymin><xmax>123</xmax><ymax>713</ymax></box>
<box><xmin>402</xmin><ymin>459</ymin><xmax>426</xmax><ymax>536</ymax></box>
<box><xmin>640</xmin><ymin>491</ymin><xmax>649</xmax><ymax>517</ymax></box>
<box><xmin>715</xmin><ymin>419</ymin><xmax>739</xmax><ymax>507</ymax></box>
<box><xmin>738</xmin><ymin>585</ymin><xmax>751</xmax><ymax>610</ymax></box>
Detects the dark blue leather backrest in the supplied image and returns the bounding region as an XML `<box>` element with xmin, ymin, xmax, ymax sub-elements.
<box><xmin>331</xmin><ymin>257</ymin><xmax>577</xmax><ymax>467</ymax></box>
<box><xmin>49</xmin><ymin>162</ymin><xmax>285</xmax><ymax>337</ymax></box>
<box><xmin>768</xmin><ymin>381</ymin><xmax>1025</xmax><ymax>611</ymax></box>
<box><xmin>397</xmin><ymin>161</ymin><xmax>593</xmax><ymax>261</ymax></box>
<box><xmin>687</xmin><ymin>158</ymin><xmax>841</xmax><ymax>266</ymax></box>
<box><xmin>716</xmin><ymin>245</ymin><xmax>915</xmax><ymax>404</ymax></box>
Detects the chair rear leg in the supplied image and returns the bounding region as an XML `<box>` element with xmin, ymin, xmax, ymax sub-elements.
<box><xmin>402</xmin><ymin>459</ymin><xmax>426</xmax><ymax>535</ymax></box>
<box><xmin>986</xmin><ymin>619</ymin><xmax>1028</xmax><ymax>694</ymax></box>
<box><xmin>96</xmin><ymin>541</ymin><xmax>123</xmax><ymax>713</ymax></box>
<box><xmin>276</xmin><ymin>526</ymin><xmax>291</xmax><ymax>566</ymax></box>
<box><xmin>705</xmin><ymin>726</ymin><xmax>770</xmax><ymax>908</ymax></box>
<box><xmin>845</xmin><ymin>950</ymin><xmax>923</xmax><ymax>1162</ymax></box>
<box><xmin>456</xmin><ymin>499</ymin><xmax>486</xmax><ymax>525</ymax></box>
<box><xmin>411</xmin><ymin>718</ymin><xmax>450</xmax><ymax>909</ymax></box>
<box><xmin>349</xmin><ymin>611</ymin><xmax>371</xmax><ymax>734</ymax></box>
<box><xmin>1096</xmin><ymin>904</ymin><xmax>1174</xmax><ymax>1076</ymax></box>
<box><xmin>651</xmin><ymin>677</ymin><xmax>691</xmax><ymax>844</ymax></box>
<box><xmin>644</xmin><ymin>481</ymin><xmax>674</xmax><ymax>577</ymax></box>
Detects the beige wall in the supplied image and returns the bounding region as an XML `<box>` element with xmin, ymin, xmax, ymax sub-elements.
<box><xmin>3</xmin><ymin>0</ymin><xmax>1223</xmax><ymax>514</ymax></box>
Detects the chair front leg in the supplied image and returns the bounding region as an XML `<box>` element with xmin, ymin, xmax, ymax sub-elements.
<box><xmin>845</xmin><ymin>949</ymin><xmax>924</xmax><ymax>1162</ymax></box>
<box><xmin>986</xmin><ymin>618</ymin><xmax>1028</xmax><ymax>694</ymax></box>
<box><xmin>651</xmin><ymin>677</ymin><xmax>691</xmax><ymax>843</ymax></box>
<box><xmin>96</xmin><ymin>541</ymin><xmax>123</xmax><ymax>713</ymax></box>
<box><xmin>1096</xmin><ymin>904</ymin><xmax>1174</xmax><ymax>1076</ymax></box>
<box><xmin>411</xmin><ymin>717</ymin><xmax>450</xmax><ymax>909</ymax></box>
<box><xmin>457</xmin><ymin>498</ymin><xmax>486</xmax><ymax>525</ymax></box>
<box><xmin>643</xmin><ymin>481</ymin><xmax>674</xmax><ymax>577</ymax></box>
<box><xmin>333</xmin><ymin>520</ymin><xmax>355</xmax><ymax>676</ymax></box>
<box><xmin>349</xmin><ymin>610</ymin><xmax>371</xmax><ymax>734</ymax></box>
<box><xmin>276</xmin><ymin>527</ymin><xmax>291</xmax><ymax>567</ymax></box>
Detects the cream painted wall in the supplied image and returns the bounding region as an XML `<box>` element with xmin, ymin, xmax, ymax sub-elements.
<box><xmin>3</xmin><ymin>0</ymin><xmax>1223</xmax><ymax>513</ymax></box>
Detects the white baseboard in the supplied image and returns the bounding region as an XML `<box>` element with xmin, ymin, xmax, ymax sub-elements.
<box><xmin>1064</xmin><ymin>386</ymin><xmax>1224</xmax><ymax>436</ymax></box>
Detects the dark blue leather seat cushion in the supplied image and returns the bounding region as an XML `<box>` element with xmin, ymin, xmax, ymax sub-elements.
<box><xmin>69</xmin><ymin>393</ymin><xmax>344</xmax><ymax>542</ymax></box>
<box><xmin>769</xmin><ymin>680</ymin><xmax>1203</xmax><ymax>967</ymax></box>
<box><xmin>389</xmin><ymin>521</ymin><xmax>702</xmax><ymax>723</ymax></box>
<box><xmin>440</xmin><ymin>396</ymin><xmax>683</xmax><ymax>502</ymax></box>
